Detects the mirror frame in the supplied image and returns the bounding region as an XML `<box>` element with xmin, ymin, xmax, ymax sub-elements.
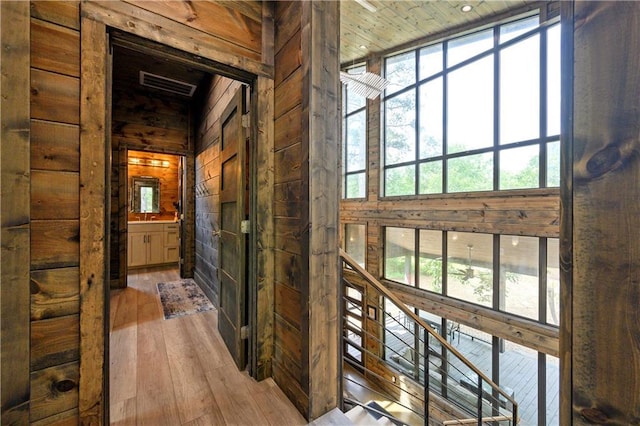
<box><xmin>130</xmin><ymin>176</ymin><xmax>160</xmax><ymax>213</ymax></box>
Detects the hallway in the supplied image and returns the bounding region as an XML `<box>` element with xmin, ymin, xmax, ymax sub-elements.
<box><xmin>109</xmin><ymin>267</ymin><xmax>306</xmax><ymax>425</ymax></box>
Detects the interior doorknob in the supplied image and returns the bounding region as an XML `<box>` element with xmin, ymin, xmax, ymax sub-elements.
<box><xmin>212</xmin><ymin>230</ymin><xmax>220</xmax><ymax>237</ymax></box>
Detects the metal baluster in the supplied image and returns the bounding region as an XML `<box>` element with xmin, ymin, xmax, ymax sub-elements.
<box><xmin>424</xmin><ymin>328</ymin><xmax>429</xmax><ymax>426</ymax></box>
<box><xmin>477</xmin><ymin>374</ymin><xmax>483</xmax><ymax>426</ymax></box>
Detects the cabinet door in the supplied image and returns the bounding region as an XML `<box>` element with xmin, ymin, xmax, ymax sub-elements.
<box><xmin>165</xmin><ymin>246</ymin><xmax>179</xmax><ymax>263</ymax></box>
<box><xmin>129</xmin><ymin>233</ymin><xmax>148</xmax><ymax>267</ymax></box>
<box><xmin>147</xmin><ymin>231</ymin><xmax>165</xmax><ymax>265</ymax></box>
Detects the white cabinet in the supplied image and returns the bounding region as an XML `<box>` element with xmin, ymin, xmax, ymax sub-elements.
<box><xmin>128</xmin><ymin>222</ymin><xmax>179</xmax><ymax>267</ymax></box>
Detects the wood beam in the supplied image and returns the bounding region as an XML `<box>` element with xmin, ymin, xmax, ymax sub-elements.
<box><xmin>79</xmin><ymin>16</ymin><xmax>107</xmax><ymax>424</ymax></box>
<box><xmin>301</xmin><ymin>1</ymin><xmax>341</xmax><ymax>420</ymax></box>
<box><xmin>566</xmin><ymin>1</ymin><xmax>640</xmax><ymax>423</ymax></box>
<box><xmin>0</xmin><ymin>2</ymin><xmax>31</xmax><ymax>424</ymax></box>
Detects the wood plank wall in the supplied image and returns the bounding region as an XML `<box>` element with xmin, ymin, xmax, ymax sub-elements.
<box><xmin>273</xmin><ymin>0</ymin><xmax>308</xmax><ymax>417</ymax></box>
<box><xmin>194</xmin><ymin>75</ymin><xmax>244</xmax><ymax>306</ymax></box>
<box><xmin>1</xmin><ymin>2</ymin><xmax>31</xmax><ymax>424</ymax></box>
<box><xmin>564</xmin><ymin>2</ymin><xmax>640</xmax><ymax>424</ymax></box>
<box><xmin>29</xmin><ymin>1</ymin><xmax>82</xmax><ymax>423</ymax></box>
<box><xmin>272</xmin><ymin>2</ymin><xmax>341</xmax><ymax>419</ymax></box>
<box><xmin>0</xmin><ymin>1</ymin><xmax>274</xmax><ymax>424</ymax></box>
<box><xmin>301</xmin><ymin>2</ymin><xmax>341</xmax><ymax>419</ymax></box>
<box><xmin>127</xmin><ymin>151</ymin><xmax>181</xmax><ymax>222</ymax></box>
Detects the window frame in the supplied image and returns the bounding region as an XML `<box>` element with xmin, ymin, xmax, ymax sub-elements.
<box><xmin>381</xmin><ymin>15</ymin><xmax>561</xmax><ymax>198</ymax></box>
<box><xmin>342</xmin><ymin>64</ymin><xmax>368</xmax><ymax>199</ymax></box>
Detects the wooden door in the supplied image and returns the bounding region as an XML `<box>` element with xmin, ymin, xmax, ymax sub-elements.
<box><xmin>218</xmin><ymin>88</ymin><xmax>247</xmax><ymax>369</ymax></box>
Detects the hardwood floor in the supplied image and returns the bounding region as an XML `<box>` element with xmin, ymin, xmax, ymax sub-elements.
<box><xmin>110</xmin><ymin>266</ymin><xmax>307</xmax><ymax>425</ymax></box>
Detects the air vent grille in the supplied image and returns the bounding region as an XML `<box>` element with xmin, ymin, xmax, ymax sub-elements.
<box><xmin>139</xmin><ymin>71</ymin><xmax>197</xmax><ymax>97</ymax></box>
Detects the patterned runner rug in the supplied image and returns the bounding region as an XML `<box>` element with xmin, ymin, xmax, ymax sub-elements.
<box><xmin>156</xmin><ymin>278</ymin><xmax>214</xmax><ymax>320</ymax></box>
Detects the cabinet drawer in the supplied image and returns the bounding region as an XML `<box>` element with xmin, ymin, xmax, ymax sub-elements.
<box><xmin>128</xmin><ymin>222</ymin><xmax>164</xmax><ymax>233</ymax></box>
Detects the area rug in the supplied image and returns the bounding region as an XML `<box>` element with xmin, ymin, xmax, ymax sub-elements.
<box><xmin>156</xmin><ymin>279</ymin><xmax>214</xmax><ymax>320</ymax></box>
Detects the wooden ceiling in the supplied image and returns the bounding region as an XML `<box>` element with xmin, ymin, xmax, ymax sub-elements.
<box><xmin>112</xmin><ymin>45</ymin><xmax>210</xmax><ymax>99</ymax></box>
<box><xmin>340</xmin><ymin>0</ymin><xmax>541</xmax><ymax>65</ymax></box>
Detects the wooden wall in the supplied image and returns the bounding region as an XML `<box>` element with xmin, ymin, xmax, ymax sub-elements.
<box><xmin>1</xmin><ymin>2</ymin><xmax>31</xmax><ymax>424</ymax></box>
<box><xmin>562</xmin><ymin>2</ymin><xmax>640</xmax><ymax>424</ymax></box>
<box><xmin>127</xmin><ymin>151</ymin><xmax>181</xmax><ymax>222</ymax></box>
<box><xmin>272</xmin><ymin>0</ymin><xmax>307</xmax><ymax>415</ymax></box>
<box><xmin>272</xmin><ymin>1</ymin><xmax>341</xmax><ymax>419</ymax></box>
<box><xmin>29</xmin><ymin>1</ymin><xmax>82</xmax><ymax>423</ymax></box>
<box><xmin>194</xmin><ymin>75</ymin><xmax>244</xmax><ymax>306</ymax></box>
<box><xmin>0</xmin><ymin>1</ymin><xmax>278</xmax><ymax>424</ymax></box>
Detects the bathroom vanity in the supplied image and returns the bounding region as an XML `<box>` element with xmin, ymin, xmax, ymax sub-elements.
<box><xmin>128</xmin><ymin>221</ymin><xmax>179</xmax><ymax>267</ymax></box>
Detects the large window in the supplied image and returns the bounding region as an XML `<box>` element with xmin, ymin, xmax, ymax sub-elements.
<box><xmin>382</xmin><ymin>16</ymin><xmax>560</xmax><ymax>196</ymax></box>
<box><xmin>344</xmin><ymin>223</ymin><xmax>366</xmax><ymax>267</ymax></box>
<box><xmin>383</xmin><ymin>227</ymin><xmax>559</xmax><ymax>327</ymax></box>
<box><xmin>342</xmin><ymin>65</ymin><xmax>367</xmax><ymax>199</ymax></box>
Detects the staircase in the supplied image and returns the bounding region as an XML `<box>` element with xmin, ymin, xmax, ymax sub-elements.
<box><xmin>311</xmin><ymin>402</ymin><xmax>398</xmax><ymax>426</ymax></box>
<box><xmin>338</xmin><ymin>249</ymin><xmax>518</xmax><ymax>426</ymax></box>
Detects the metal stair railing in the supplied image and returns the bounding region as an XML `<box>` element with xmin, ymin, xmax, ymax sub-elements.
<box><xmin>339</xmin><ymin>249</ymin><xmax>519</xmax><ymax>426</ymax></box>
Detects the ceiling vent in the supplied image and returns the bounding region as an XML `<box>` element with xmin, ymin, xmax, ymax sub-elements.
<box><xmin>139</xmin><ymin>71</ymin><xmax>197</xmax><ymax>97</ymax></box>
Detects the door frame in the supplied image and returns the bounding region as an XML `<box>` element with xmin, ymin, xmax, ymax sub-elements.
<box><xmin>79</xmin><ymin>6</ymin><xmax>276</xmax><ymax>422</ymax></box>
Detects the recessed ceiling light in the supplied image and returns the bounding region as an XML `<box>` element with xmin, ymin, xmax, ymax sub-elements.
<box><xmin>461</xmin><ymin>4</ymin><xmax>473</xmax><ymax>12</ymax></box>
<box><xmin>359</xmin><ymin>45</ymin><xmax>367</xmax><ymax>50</ymax></box>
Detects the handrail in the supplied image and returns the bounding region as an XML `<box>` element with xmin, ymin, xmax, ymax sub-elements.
<box><xmin>339</xmin><ymin>248</ymin><xmax>519</xmax><ymax>415</ymax></box>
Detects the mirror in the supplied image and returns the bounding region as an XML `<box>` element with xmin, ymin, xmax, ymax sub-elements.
<box><xmin>130</xmin><ymin>176</ymin><xmax>160</xmax><ymax>213</ymax></box>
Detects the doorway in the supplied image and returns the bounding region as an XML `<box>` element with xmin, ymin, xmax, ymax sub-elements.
<box><xmin>108</xmin><ymin>32</ymin><xmax>257</xmax><ymax>382</ymax></box>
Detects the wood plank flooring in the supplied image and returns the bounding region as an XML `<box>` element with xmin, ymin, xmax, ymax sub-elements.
<box><xmin>110</xmin><ymin>266</ymin><xmax>307</xmax><ymax>425</ymax></box>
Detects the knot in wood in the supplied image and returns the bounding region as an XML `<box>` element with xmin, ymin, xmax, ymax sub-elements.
<box><xmin>580</xmin><ymin>407</ymin><xmax>609</xmax><ymax>424</ymax></box>
<box><xmin>55</xmin><ymin>379</ymin><xmax>76</xmax><ymax>393</ymax></box>
<box><xmin>586</xmin><ymin>145</ymin><xmax>620</xmax><ymax>178</ymax></box>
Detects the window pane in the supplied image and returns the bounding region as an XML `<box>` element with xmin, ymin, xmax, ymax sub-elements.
<box><xmin>419</xmin><ymin>161</ymin><xmax>443</xmax><ymax>194</ymax></box>
<box><xmin>345</xmin><ymin>224</ymin><xmax>366</xmax><ymax>267</ymax></box>
<box><xmin>500</xmin><ymin>342</ymin><xmax>537</xmax><ymax>426</ymax></box>
<box><xmin>345</xmin><ymin>65</ymin><xmax>367</xmax><ymax>113</ymax></box>
<box><xmin>499</xmin><ymin>145</ymin><xmax>539</xmax><ymax>190</ymax></box>
<box><xmin>447</xmin><ymin>29</ymin><xmax>493</xmax><ymax>67</ymax></box>
<box><xmin>385</xmin><ymin>227</ymin><xmax>415</xmax><ymax>285</ymax></box>
<box><xmin>419</xmin><ymin>44</ymin><xmax>443</xmax><ymax>79</ymax></box>
<box><xmin>419</xmin><ymin>77</ymin><xmax>443</xmax><ymax>159</ymax></box>
<box><xmin>447</xmin><ymin>232</ymin><xmax>492</xmax><ymax>307</ymax></box>
<box><xmin>345</xmin><ymin>110</ymin><xmax>366</xmax><ymax>172</ymax></box>
<box><xmin>345</xmin><ymin>286</ymin><xmax>362</xmax><ymax>302</ymax></box>
<box><xmin>447</xmin><ymin>152</ymin><xmax>493</xmax><ymax>193</ymax></box>
<box><xmin>547</xmin><ymin>355</ymin><xmax>560</xmax><ymax>425</ymax></box>
<box><xmin>447</xmin><ymin>56</ymin><xmax>494</xmax><ymax>153</ymax></box>
<box><xmin>449</xmin><ymin>324</ymin><xmax>492</xmax><ymax>383</ymax></box>
<box><xmin>386</xmin><ymin>51</ymin><xmax>416</xmax><ymax>95</ymax></box>
<box><xmin>345</xmin><ymin>172</ymin><xmax>366</xmax><ymax>199</ymax></box>
<box><xmin>500</xmin><ymin>235</ymin><xmax>539</xmax><ymax>320</ymax></box>
<box><xmin>385</xmin><ymin>165</ymin><xmax>415</xmax><ymax>196</ymax></box>
<box><xmin>419</xmin><ymin>230</ymin><xmax>442</xmax><ymax>293</ymax></box>
<box><xmin>500</xmin><ymin>34</ymin><xmax>540</xmax><ymax>144</ymax></box>
<box><xmin>547</xmin><ymin>24</ymin><xmax>561</xmax><ymax>137</ymax></box>
<box><xmin>547</xmin><ymin>140</ymin><xmax>560</xmax><ymax>187</ymax></box>
<box><xmin>385</xmin><ymin>91</ymin><xmax>416</xmax><ymax>165</ymax></box>
<box><xmin>500</xmin><ymin>16</ymin><xmax>538</xmax><ymax>43</ymax></box>
<box><xmin>547</xmin><ymin>238</ymin><xmax>560</xmax><ymax>326</ymax></box>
